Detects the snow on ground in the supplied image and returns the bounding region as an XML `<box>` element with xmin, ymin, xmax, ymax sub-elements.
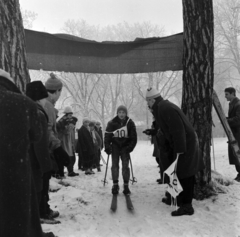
<box><xmin>42</xmin><ymin>137</ymin><xmax>240</xmax><ymax>237</ymax></box>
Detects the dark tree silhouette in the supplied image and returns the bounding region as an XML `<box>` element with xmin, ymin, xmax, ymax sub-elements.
<box><xmin>0</xmin><ymin>0</ymin><xmax>30</xmax><ymax>92</ymax></box>
<box><xmin>182</xmin><ymin>0</ymin><xmax>214</xmax><ymax>193</ymax></box>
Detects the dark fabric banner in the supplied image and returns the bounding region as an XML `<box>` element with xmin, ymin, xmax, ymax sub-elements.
<box><xmin>25</xmin><ymin>29</ymin><xmax>183</xmax><ymax>74</ymax></box>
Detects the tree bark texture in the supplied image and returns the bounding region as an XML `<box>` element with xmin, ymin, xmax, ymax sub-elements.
<box><xmin>0</xmin><ymin>0</ymin><xmax>30</xmax><ymax>92</ymax></box>
<box><xmin>182</xmin><ymin>0</ymin><xmax>214</xmax><ymax>183</ymax></box>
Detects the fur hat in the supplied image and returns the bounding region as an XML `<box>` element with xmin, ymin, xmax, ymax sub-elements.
<box><xmin>117</xmin><ymin>105</ymin><xmax>128</xmax><ymax>115</ymax></box>
<box><xmin>26</xmin><ymin>81</ymin><xmax>48</xmax><ymax>101</ymax></box>
<box><xmin>45</xmin><ymin>73</ymin><xmax>63</xmax><ymax>91</ymax></box>
<box><xmin>63</xmin><ymin>106</ymin><xmax>73</xmax><ymax>114</ymax></box>
<box><xmin>145</xmin><ymin>88</ymin><xmax>161</xmax><ymax>100</ymax></box>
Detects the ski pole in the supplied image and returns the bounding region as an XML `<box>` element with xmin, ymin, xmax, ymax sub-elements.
<box><xmin>101</xmin><ymin>155</ymin><xmax>110</xmax><ymax>186</ymax></box>
<box><xmin>129</xmin><ymin>157</ymin><xmax>137</xmax><ymax>185</ymax></box>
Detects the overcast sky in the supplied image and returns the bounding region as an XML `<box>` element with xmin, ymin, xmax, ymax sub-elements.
<box><xmin>19</xmin><ymin>0</ymin><xmax>183</xmax><ymax>36</ymax></box>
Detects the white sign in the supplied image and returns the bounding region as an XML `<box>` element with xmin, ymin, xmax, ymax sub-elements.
<box><xmin>163</xmin><ymin>154</ymin><xmax>183</xmax><ymax>198</ymax></box>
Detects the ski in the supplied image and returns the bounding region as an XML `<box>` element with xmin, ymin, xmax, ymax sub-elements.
<box><xmin>125</xmin><ymin>194</ymin><xmax>134</xmax><ymax>211</ymax></box>
<box><xmin>110</xmin><ymin>194</ymin><xmax>118</xmax><ymax>212</ymax></box>
<box><xmin>213</xmin><ymin>90</ymin><xmax>240</xmax><ymax>165</ymax></box>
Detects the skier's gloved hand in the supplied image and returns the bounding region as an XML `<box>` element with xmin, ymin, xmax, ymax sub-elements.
<box><xmin>126</xmin><ymin>146</ymin><xmax>133</xmax><ymax>154</ymax></box>
<box><xmin>53</xmin><ymin>146</ymin><xmax>70</xmax><ymax>166</ymax></box>
<box><xmin>105</xmin><ymin>146</ymin><xmax>112</xmax><ymax>155</ymax></box>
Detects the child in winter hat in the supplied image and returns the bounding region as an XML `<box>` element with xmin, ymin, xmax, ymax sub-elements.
<box><xmin>117</xmin><ymin>105</ymin><xmax>128</xmax><ymax>115</ymax></box>
<box><xmin>45</xmin><ymin>73</ymin><xmax>63</xmax><ymax>91</ymax></box>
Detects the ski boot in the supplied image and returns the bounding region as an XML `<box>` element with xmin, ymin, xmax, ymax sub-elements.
<box><xmin>112</xmin><ymin>184</ymin><xmax>119</xmax><ymax>195</ymax></box>
<box><xmin>123</xmin><ymin>184</ymin><xmax>131</xmax><ymax>195</ymax></box>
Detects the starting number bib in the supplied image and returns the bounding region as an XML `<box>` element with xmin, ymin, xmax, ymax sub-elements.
<box><xmin>112</xmin><ymin>118</ymin><xmax>130</xmax><ymax>138</ymax></box>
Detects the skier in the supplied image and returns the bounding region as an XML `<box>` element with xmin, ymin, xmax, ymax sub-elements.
<box><xmin>104</xmin><ymin>105</ymin><xmax>137</xmax><ymax>195</ymax></box>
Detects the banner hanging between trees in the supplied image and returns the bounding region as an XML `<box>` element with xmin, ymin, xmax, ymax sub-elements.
<box><xmin>25</xmin><ymin>29</ymin><xmax>183</xmax><ymax>74</ymax></box>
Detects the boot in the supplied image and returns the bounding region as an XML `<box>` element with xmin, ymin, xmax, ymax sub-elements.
<box><xmin>85</xmin><ymin>169</ymin><xmax>92</xmax><ymax>175</ymax></box>
<box><xmin>68</xmin><ymin>172</ymin><xmax>79</xmax><ymax>177</ymax></box>
<box><xmin>234</xmin><ymin>173</ymin><xmax>240</xmax><ymax>182</ymax></box>
<box><xmin>42</xmin><ymin>231</ymin><xmax>56</xmax><ymax>237</ymax></box>
<box><xmin>171</xmin><ymin>204</ymin><xmax>194</xmax><ymax>216</ymax></box>
<box><xmin>112</xmin><ymin>184</ymin><xmax>119</xmax><ymax>195</ymax></box>
<box><xmin>123</xmin><ymin>184</ymin><xmax>131</xmax><ymax>195</ymax></box>
<box><xmin>48</xmin><ymin>209</ymin><xmax>60</xmax><ymax>219</ymax></box>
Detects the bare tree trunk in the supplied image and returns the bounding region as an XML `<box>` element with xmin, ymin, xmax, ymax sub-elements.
<box><xmin>182</xmin><ymin>0</ymin><xmax>214</xmax><ymax>189</ymax></box>
<box><xmin>0</xmin><ymin>0</ymin><xmax>30</xmax><ymax>92</ymax></box>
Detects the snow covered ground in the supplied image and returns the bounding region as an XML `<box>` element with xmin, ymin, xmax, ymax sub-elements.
<box><xmin>42</xmin><ymin>137</ymin><xmax>240</xmax><ymax>237</ymax></box>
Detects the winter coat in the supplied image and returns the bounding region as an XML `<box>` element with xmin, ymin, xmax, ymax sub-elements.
<box><xmin>57</xmin><ymin>115</ymin><xmax>78</xmax><ymax>156</ymax></box>
<box><xmin>77</xmin><ymin>125</ymin><xmax>95</xmax><ymax>160</ymax></box>
<box><xmin>151</xmin><ymin>121</ymin><xmax>160</xmax><ymax>158</ymax></box>
<box><xmin>0</xmin><ymin>82</ymin><xmax>43</xmax><ymax>237</ymax></box>
<box><xmin>96</xmin><ymin>127</ymin><xmax>104</xmax><ymax>150</ymax></box>
<box><xmin>91</xmin><ymin>129</ymin><xmax>102</xmax><ymax>150</ymax></box>
<box><xmin>104</xmin><ymin>116</ymin><xmax>137</xmax><ymax>153</ymax></box>
<box><xmin>152</xmin><ymin>97</ymin><xmax>204</xmax><ymax>179</ymax></box>
<box><xmin>43</xmin><ymin>97</ymin><xmax>61</xmax><ymax>151</ymax></box>
<box><xmin>28</xmin><ymin>103</ymin><xmax>52</xmax><ymax>192</ymax></box>
<box><xmin>227</xmin><ymin>97</ymin><xmax>240</xmax><ymax>165</ymax></box>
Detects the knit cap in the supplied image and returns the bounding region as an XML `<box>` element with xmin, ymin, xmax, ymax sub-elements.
<box><xmin>26</xmin><ymin>81</ymin><xmax>48</xmax><ymax>101</ymax></box>
<box><xmin>145</xmin><ymin>88</ymin><xmax>161</xmax><ymax>100</ymax></box>
<box><xmin>117</xmin><ymin>105</ymin><xmax>128</xmax><ymax>115</ymax></box>
<box><xmin>45</xmin><ymin>73</ymin><xmax>63</xmax><ymax>91</ymax></box>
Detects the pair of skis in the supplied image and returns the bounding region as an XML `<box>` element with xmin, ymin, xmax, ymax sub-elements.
<box><xmin>110</xmin><ymin>194</ymin><xmax>134</xmax><ymax>212</ymax></box>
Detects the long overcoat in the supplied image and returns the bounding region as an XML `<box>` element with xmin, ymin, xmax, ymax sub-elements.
<box><xmin>96</xmin><ymin>127</ymin><xmax>104</xmax><ymax>150</ymax></box>
<box><xmin>28</xmin><ymin>104</ymin><xmax>52</xmax><ymax>192</ymax></box>
<box><xmin>227</xmin><ymin>97</ymin><xmax>240</xmax><ymax>165</ymax></box>
<box><xmin>0</xmin><ymin>78</ymin><xmax>43</xmax><ymax>237</ymax></box>
<box><xmin>57</xmin><ymin>115</ymin><xmax>78</xmax><ymax>156</ymax></box>
<box><xmin>44</xmin><ymin>98</ymin><xmax>61</xmax><ymax>152</ymax></box>
<box><xmin>152</xmin><ymin>97</ymin><xmax>204</xmax><ymax>179</ymax></box>
<box><xmin>77</xmin><ymin>125</ymin><xmax>95</xmax><ymax>167</ymax></box>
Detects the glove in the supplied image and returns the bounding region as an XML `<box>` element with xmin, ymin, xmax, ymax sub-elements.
<box><xmin>54</xmin><ymin>146</ymin><xmax>70</xmax><ymax>167</ymax></box>
<box><xmin>105</xmin><ymin>146</ymin><xmax>112</xmax><ymax>155</ymax></box>
<box><xmin>143</xmin><ymin>129</ymin><xmax>157</xmax><ymax>136</ymax></box>
<box><xmin>126</xmin><ymin>146</ymin><xmax>133</xmax><ymax>153</ymax></box>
